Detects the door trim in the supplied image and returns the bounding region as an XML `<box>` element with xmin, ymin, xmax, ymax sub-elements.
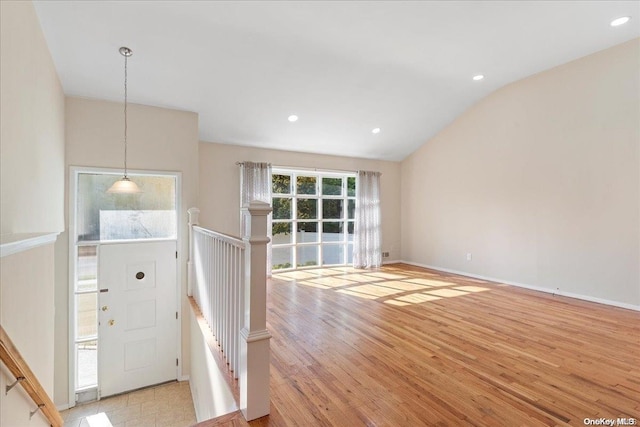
<box><xmin>68</xmin><ymin>166</ymin><xmax>183</xmax><ymax>406</ymax></box>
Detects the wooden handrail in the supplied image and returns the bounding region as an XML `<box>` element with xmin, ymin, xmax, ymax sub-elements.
<box><xmin>0</xmin><ymin>325</ymin><xmax>63</xmax><ymax>427</ymax></box>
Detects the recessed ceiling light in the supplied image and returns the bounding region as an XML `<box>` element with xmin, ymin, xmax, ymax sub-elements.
<box><xmin>288</xmin><ymin>115</ymin><xmax>298</xmax><ymax>122</ymax></box>
<box><xmin>473</xmin><ymin>75</ymin><xmax>484</xmax><ymax>81</ymax></box>
<box><xmin>372</xmin><ymin>128</ymin><xmax>381</xmax><ymax>134</ymax></box>
<box><xmin>610</xmin><ymin>16</ymin><xmax>630</xmax><ymax>27</ymax></box>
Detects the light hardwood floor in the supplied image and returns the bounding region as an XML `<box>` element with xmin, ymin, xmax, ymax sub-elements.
<box><xmin>202</xmin><ymin>263</ymin><xmax>639</xmax><ymax>426</ymax></box>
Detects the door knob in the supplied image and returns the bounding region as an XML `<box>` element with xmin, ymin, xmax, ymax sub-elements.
<box><xmin>108</xmin><ymin>319</ymin><xmax>115</xmax><ymax>326</ymax></box>
<box><xmin>101</xmin><ymin>305</ymin><xmax>109</xmax><ymax>311</ymax></box>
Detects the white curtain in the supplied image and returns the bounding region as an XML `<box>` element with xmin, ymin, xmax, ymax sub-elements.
<box><xmin>240</xmin><ymin>161</ymin><xmax>272</xmax><ymax>275</ymax></box>
<box><xmin>353</xmin><ymin>170</ymin><xmax>382</xmax><ymax>269</ymax></box>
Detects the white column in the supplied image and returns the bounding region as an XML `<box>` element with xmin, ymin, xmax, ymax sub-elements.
<box><xmin>187</xmin><ymin>207</ymin><xmax>200</xmax><ymax>297</ymax></box>
<box><xmin>239</xmin><ymin>201</ymin><xmax>272</xmax><ymax>421</ymax></box>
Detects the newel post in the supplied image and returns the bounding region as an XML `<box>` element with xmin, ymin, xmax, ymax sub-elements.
<box><xmin>187</xmin><ymin>207</ymin><xmax>200</xmax><ymax>297</ymax></box>
<box><xmin>239</xmin><ymin>200</ymin><xmax>272</xmax><ymax>421</ymax></box>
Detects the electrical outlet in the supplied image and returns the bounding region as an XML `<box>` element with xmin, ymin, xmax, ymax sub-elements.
<box><xmin>382</xmin><ymin>252</ymin><xmax>390</xmax><ymax>258</ymax></box>
<box><xmin>466</xmin><ymin>253</ymin><xmax>472</xmax><ymax>261</ymax></box>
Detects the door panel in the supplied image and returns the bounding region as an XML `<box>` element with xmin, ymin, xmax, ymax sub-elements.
<box><xmin>98</xmin><ymin>240</ymin><xmax>177</xmax><ymax>397</ymax></box>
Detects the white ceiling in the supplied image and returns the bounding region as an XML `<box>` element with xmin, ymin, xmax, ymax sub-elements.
<box><xmin>33</xmin><ymin>1</ymin><xmax>639</xmax><ymax>161</ymax></box>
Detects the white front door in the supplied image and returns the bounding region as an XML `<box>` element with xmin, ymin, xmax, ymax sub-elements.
<box><xmin>98</xmin><ymin>240</ymin><xmax>177</xmax><ymax>397</ymax></box>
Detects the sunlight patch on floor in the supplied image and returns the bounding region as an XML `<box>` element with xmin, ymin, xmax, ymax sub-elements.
<box><xmin>402</xmin><ymin>278</ymin><xmax>455</xmax><ymax>287</ymax></box>
<box><xmin>378</xmin><ymin>280</ymin><xmax>429</xmax><ymax>291</ymax></box>
<box><xmin>347</xmin><ymin>284</ymin><xmax>403</xmax><ymax>297</ymax></box>
<box><xmin>425</xmin><ymin>288</ymin><xmax>469</xmax><ymax>298</ymax></box>
<box><xmin>273</xmin><ymin>265</ymin><xmax>496</xmax><ymax>307</ymax></box>
<box><xmin>337</xmin><ymin>289</ymin><xmax>379</xmax><ymax>299</ymax></box>
<box><xmin>384</xmin><ymin>299</ymin><xmax>410</xmax><ymax>306</ymax></box>
<box><xmin>276</xmin><ymin>270</ymin><xmax>325</xmax><ymax>280</ymax></box>
<box><xmin>339</xmin><ymin>273</ymin><xmax>385</xmax><ymax>283</ymax></box>
<box><xmin>84</xmin><ymin>412</ymin><xmax>112</xmax><ymax>427</ymax></box>
<box><xmin>362</xmin><ymin>272</ymin><xmax>408</xmax><ymax>280</ymax></box>
<box><xmin>395</xmin><ymin>293</ymin><xmax>443</xmax><ymax>304</ymax></box>
<box><xmin>306</xmin><ymin>276</ymin><xmax>359</xmax><ymax>288</ymax></box>
<box><xmin>454</xmin><ymin>286</ymin><xmax>490</xmax><ymax>293</ymax></box>
<box><xmin>325</xmin><ymin>266</ymin><xmax>360</xmax><ymax>274</ymax></box>
<box><xmin>297</xmin><ymin>281</ymin><xmax>331</xmax><ymax>289</ymax></box>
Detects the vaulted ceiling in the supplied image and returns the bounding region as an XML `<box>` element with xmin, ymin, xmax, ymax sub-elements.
<box><xmin>34</xmin><ymin>1</ymin><xmax>639</xmax><ymax>161</ymax></box>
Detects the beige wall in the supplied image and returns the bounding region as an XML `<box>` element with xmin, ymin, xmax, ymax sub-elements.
<box><xmin>198</xmin><ymin>142</ymin><xmax>402</xmax><ymax>261</ymax></box>
<box><xmin>0</xmin><ymin>0</ymin><xmax>65</xmax><ymax>236</ymax></box>
<box><xmin>1</xmin><ymin>245</ymin><xmax>56</xmax><ymax>427</ymax></box>
<box><xmin>189</xmin><ymin>310</ymin><xmax>237</xmax><ymax>422</ymax></box>
<box><xmin>0</xmin><ymin>1</ymin><xmax>64</xmax><ymax>424</ymax></box>
<box><xmin>55</xmin><ymin>97</ymin><xmax>199</xmax><ymax>405</ymax></box>
<box><xmin>401</xmin><ymin>39</ymin><xmax>640</xmax><ymax>308</ymax></box>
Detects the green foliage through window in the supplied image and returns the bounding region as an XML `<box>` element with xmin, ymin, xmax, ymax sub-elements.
<box><xmin>272</xmin><ymin>197</ymin><xmax>291</xmax><ymax>220</ymax></box>
<box><xmin>297</xmin><ymin>199</ymin><xmax>317</xmax><ymax>219</ymax></box>
<box><xmin>272</xmin><ymin>174</ymin><xmax>291</xmax><ymax>194</ymax></box>
<box><xmin>347</xmin><ymin>177</ymin><xmax>356</xmax><ymax>197</ymax></box>
<box><xmin>322</xmin><ymin>178</ymin><xmax>342</xmax><ymax>195</ymax></box>
<box><xmin>297</xmin><ymin>176</ymin><xmax>317</xmax><ymax>195</ymax></box>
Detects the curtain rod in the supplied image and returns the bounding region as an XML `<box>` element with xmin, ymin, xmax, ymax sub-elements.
<box><xmin>275</xmin><ymin>165</ymin><xmax>383</xmax><ymax>176</ymax></box>
<box><xmin>236</xmin><ymin>162</ymin><xmax>380</xmax><ymax>176</ymax></box>
<box><xmin>272</xmin><ymin>165</ymin><xmax>359</xmax><ymax>175</ymax></box>
<box><xmin>235</xmin><ymin>161</ymin><xmax>355</xmax><ymax>174</ymax></box>
<box><xmin>235</xmin><ymin>161</ymin><xmax>272</xmax><ymax>166</ymax></box>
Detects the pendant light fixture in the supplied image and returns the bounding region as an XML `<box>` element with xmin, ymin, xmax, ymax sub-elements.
<box><xmin>108</xmin><ymin>46</ymin><xmax>141</xmax><ymax>194</ymax></box>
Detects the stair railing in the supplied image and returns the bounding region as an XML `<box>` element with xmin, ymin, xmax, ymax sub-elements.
<box><xmin>0</xmin><ymin>325</ymin><xmax>64</xmax><ymax>427</ymax></box>
<box><xmin>187</xmin><ymin>201</ymin><xmax>272</xmax><ymax>421</ymax></box>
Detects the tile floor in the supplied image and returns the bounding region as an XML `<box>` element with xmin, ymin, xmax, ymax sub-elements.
<box><xmin>61</xmin><ymin>381</ymin><xmax>197</xmax><ymax>427</ymax></box>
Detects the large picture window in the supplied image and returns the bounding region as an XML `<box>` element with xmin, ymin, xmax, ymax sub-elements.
<box><xmin>272</xmin><ymin>169</ymin><xmax>356</xmax><ymax>271</ymax></box>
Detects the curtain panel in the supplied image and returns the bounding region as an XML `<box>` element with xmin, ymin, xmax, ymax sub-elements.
<box><xmin>353</xmin><ymin>170</ymin><xmax>382</xmax><ymax>269</ymax></box>
<box><xmin>239</xmin><ymin>161</ymin><xmax>273</xmax><ymax>275</ymax></box>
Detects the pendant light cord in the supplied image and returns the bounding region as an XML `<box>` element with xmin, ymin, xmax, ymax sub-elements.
<box><xmin>107</xmin><ymin>47</ymin><xmax>140</xmax><ymax>194</ymax></box>
<box><xmin>123</xmin><ymin>52</ymin><xmax>129</xmax><ymax>178</ymax></box>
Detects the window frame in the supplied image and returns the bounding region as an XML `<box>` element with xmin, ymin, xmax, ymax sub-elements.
<box><xmin>271</xmin><ymin>168</ymin><xmax>356</xmax><ymax>271</ymax></box>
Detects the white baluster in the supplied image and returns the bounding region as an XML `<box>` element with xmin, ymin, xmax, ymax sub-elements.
<box><xmin>231</xmin><ymin>246</ymin><xmax>238</xmax><ymax>373</ymax></box>
<box><xmin>223</xmin><ymin>241</ymin><xmax>229</xmax><ymax>355</ymax></box>
<box><xmin>210</xmin><ymin>237</ymin><xmax>214</xmax><ymax>333</ymax></box>
<box><xmin>215</xmin><ymin>240</ymin><xmax>222</xmax><ymax>345</ymax></box>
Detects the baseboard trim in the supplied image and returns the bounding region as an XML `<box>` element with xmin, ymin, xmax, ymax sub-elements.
<box><xmin>56</xmin><ymin>403</ymin><xmax>71</xmax><ymax>411</ymax></box>
<box><xmin>180</xmin><ymin>375</ymin><xmax>190</xmax><ymax>382</ymax></box>
<box><xmin>400</xmin><ymin>260</ymin><xmax>640</xmax><ymax>312</ymax></box>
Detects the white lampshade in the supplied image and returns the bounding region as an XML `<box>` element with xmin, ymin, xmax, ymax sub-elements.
<box><xmin>107</xmin><ymin>177</ymin><xmax>142</xmax><ymax>194</ymax></box>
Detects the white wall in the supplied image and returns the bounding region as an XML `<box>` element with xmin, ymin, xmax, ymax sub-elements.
<box><xmin>1</xmin><ymin>245</ymin><xmax>57</xmax><ymax>427</ymax></box>
<box><xmin>401</xmin><ymin>39</ymin><xmax>640</xmax><ymax>309</ymax></box>
<box><xmin>198</xmin><ymin>142</ymin><xmax>402</xmax><ymax>261</ymax></box>
<box><xmin>0</xmin><ymin>1</ymin><xmax>65</xmax><ymax>236</ymax></box>
<box><xmin>55</xmin><ymin>97</ymin><xmax>199</xmax><ymax>406</ymax></box>
<box><xmin>189</xmin><ymin>309</ymin><xmax>237</xmax><ymax>422</ymax></box>
<box><xmin>0</xmin><ymin>1</ymin><xmax>65</xmax><ymax>425</ymax></box>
